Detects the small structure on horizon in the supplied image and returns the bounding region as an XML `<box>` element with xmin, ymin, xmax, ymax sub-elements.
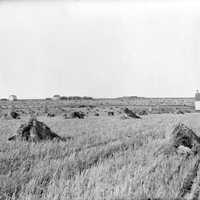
<box><xmin>195</xmin><ymin>90</ymin><xmax>200</xmax><ymax>111</ymax></box>
<box><xmin>9</xmin><ymin>95</ymin><xmax>17</xmax><ymax>101</ymax></box>
<box><xmin>52</xmin><ymin>94</ymin><xmax>61</xmax><ymax>100</ymax></box>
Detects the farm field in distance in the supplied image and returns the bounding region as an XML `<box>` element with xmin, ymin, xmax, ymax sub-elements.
<box><xmin>0</xmin><ymin>97</ymin><xmax>199</xmax><ymax>200</ymax></box>
<box><xmin>0</xmin><ymin>97</ymin><xmax>195</xmax><ymax>117</ymax></box>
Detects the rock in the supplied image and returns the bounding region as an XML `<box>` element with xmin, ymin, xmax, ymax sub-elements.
<box><xmin>8</xmin><ymin>118</ymin><xmax>66</xmax><ymax>142</ymax></box>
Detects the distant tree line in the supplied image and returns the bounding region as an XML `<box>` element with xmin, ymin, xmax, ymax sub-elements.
<box><xmin>0</xmin><ymin>98</ymin><xmax>8</xmax><ymax>101</ymax></box>
<box><xmin>60</xmin><ymin>96</ymin><xmax>93</xmax><ymax>100</ymax></box>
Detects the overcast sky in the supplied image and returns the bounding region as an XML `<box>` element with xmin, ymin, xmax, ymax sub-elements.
<box><xmin>0</xmin><ymin>1</ymin><xmax>200</xmax><ymax>98</ymax></box>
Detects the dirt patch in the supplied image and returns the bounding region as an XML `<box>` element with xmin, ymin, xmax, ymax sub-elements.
<box><xmin>8</xmin><ymin>118</ymin><xmax>67</xmax><ymax>142</ymax></box>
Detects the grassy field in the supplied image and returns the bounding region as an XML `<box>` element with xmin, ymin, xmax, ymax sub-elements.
<box><xmin>0</xmin><ymin>97</ymin><xmax>195</xmax><ymax>117</ymax></box>
<box><xmin>1</xmin><ymin>106</ymin><xmax>200</xmax><ymax>200</ymax></box>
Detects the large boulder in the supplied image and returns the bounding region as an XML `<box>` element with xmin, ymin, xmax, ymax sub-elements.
<box><xmin>124</xmin><ymin>108</ymin><xmax>141</xmax><ymax>119</ymax></box>
<box><xmin>8</xmin><ymin>118</ymin><xmax>66</xmax><ymax>142</ymax></box>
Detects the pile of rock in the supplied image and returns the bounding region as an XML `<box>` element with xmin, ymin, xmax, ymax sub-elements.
<box><xmin>8</xmin><ymin>118</ymin><xmax>66</xmax><ymax>142</ymax></box>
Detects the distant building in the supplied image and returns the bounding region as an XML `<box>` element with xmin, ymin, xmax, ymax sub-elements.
<box><xmin>9</xmin><ymin>95</ymin><xmax>17</xmax><ymax>101</ymax></box>
<box><xmin>52</xmin><ymin>95</ymin><xmax>61</xmax><ymax>100</ymax></box>
<box><xmin>195</xmin><ymin>90</ymin><xmax>200</xmax><ymax>111</ymax></box>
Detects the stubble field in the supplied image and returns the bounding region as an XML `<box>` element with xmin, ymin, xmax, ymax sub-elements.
<box><xmin>0</xmin><ymin>98</ymin><xmax>199</xmax><ymax>200</ymax></box>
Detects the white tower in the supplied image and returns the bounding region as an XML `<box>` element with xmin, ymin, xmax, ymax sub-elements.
<box><xmin>195</xmin><ymin>90</ymin><xmax>200</xmax><ymax>111</ymax></box>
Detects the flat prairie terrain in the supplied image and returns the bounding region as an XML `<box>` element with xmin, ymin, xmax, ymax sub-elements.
<box><xmin>0</xmin><ymin>98</ymin><xmax>199</xmax><ymax>200</ymax></box>
<box><xmin>0</xmin><ymin>97</ymin><xmax>195</xmax><ymax>117</ymax></box>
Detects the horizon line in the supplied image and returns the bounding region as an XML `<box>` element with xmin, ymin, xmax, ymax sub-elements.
<box><xmin>0</xmin><ymin>96</ymin><xmax>195</xmax><ymax>100</ymax></box>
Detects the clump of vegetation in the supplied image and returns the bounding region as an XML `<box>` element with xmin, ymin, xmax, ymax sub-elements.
<box><xmin>176</xmin><ymin>110</ymin><xmax>185</xmax><ymax>114</ymax></box>
<box><xmin>3</xmin><ymin>111</ymin><xmax>20</xmax><ymax>120</ymax></box>
<box><xmin>71</xmin><ymin>111</ymin><xmax>85</xmax><ymax>119</ymax></box>
<box><xmin>2</xmin><ymin>105</ymin><xmax>20</xmax><ymax>120</ymax></box>
<box><xmin>108</xmin><ymin>111</ymin><xmax>114</xmax><ymax>116</ymax></box>
<box><xmin>0</xmin><ymin>98</ymin><xmax>8</xmax><ymax>101</ymax></box>
<box><xmin>47</xmin><ymin>113</ymin><xmax>55</xmax><ymax>117</ymax></box>
<box><xmin>60</xmin><ymin>96</ymin><xmax>93</xmax><ymax>100</ymax></box>
<box><xmin>170</xmin><ymin>123</ymin><xmax>200</xmax><ymax>151</ymax></box>
<box><xmin>8</xmin><ymin>118</ymin><xmax>67</xmax><ymax>142</ymax></box>
<box><xmin>138</xmin><ymin>110</ymin><xmax>148</xmax><ymax>116</ymax></box>
<box><xmin>124</xmin><ymin>108</ymin><xmax>141</xmax><ymax>119</ymax></box>
<box><xmin>45</xmin><ymin>98</ymin><xmax>51</xmax><ymax>101</ymax></box>
<box><xmin>64</xmin><ymin>111</ymin><xmax>85</xmax><ymax>119</ymax></box>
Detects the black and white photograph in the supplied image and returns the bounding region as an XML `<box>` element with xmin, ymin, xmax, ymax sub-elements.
<box><xmin>1</xmin><ymin>0</ymin><xmax>200</xmax><ymax>199</ymax></box>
